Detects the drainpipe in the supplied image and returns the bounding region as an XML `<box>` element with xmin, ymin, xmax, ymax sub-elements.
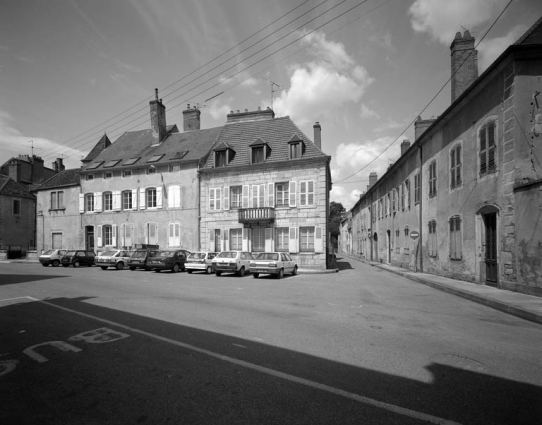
<box><xmin>197</xmin><ymin>164</ymin><xmax>201</xmax><ymax>251</ymax></box>
<box><xmin>417</xmin><ymin>144</ymin><xmax>423</xmax><ymax>273</ymax></box>
<box><xmin>369</xmin><ymin>190</ymin><xmax>373</xmax><ymax>262</ymax></box>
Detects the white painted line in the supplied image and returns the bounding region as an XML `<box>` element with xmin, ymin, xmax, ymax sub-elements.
<box><xmin>36</xmin><ymin>299</ymin><xmax>462</xmax><ymax>425</ymax></box>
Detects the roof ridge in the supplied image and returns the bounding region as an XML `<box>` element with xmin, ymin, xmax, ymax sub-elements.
<box><xmin>514</xmin><ymin>15</ymin><xmax>542</xmax><ymax>45</ymax></box>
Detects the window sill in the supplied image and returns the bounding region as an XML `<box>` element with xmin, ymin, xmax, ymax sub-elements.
<box><xmin>49</xmin><ymin>208</ymin><xmax>66</xmax><ymax>212</ymax></box>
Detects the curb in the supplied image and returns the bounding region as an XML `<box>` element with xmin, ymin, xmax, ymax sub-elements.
<box><xmin>298</xmin><ymin>268</ymin><xmax>339</xmax><ymax>274</ymax></box>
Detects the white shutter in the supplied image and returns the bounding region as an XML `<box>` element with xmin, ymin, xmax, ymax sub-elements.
<box><xmin>289</xmin><ymin>182</ymin><xmax>296</xmax><ymax>207</ymax></box>
<box><xmin>156</xmin><ymin>186</ymin><xmax>162</xmax><ymax>208</ymax></box>
<box><xmin>314</xmin><ymin>226</ymin><xmax>323</xmax><ymax>253</ymax></box>
<box><xmin>242</xmin><ymin>228</ymin><xmax>249</xmax><ymax>251</ymax></box>
<box><xmin>299</xmin><ymin>182</ymin><xmax>307</xmax><ymax>206</ymax></box>
<box><xmin>112</xmin><ymin>225</ymin><xmax>117</xmax><ymax>247</ymax></box>
<box><xmin>132</xmin><ymin>189</ymin><xmax>138</xmax><ymax>210</ymax></box>
<box><xmin>113</xmin><ymin>191</ymin><xmax>121</xmax><ymax>211</ymax></box>
<box><xmin>79</xmin><ymin>194</ymin><xmax>85</xmax><ymax>213</ymax></box>
<box><xmin>209</xmin><ymin>229</ymin><xmax>215</xmax><ymax>252</ymax></box>
<box><xmin>259</xmin><ymin>184</ymin><xmax>265</xmax><ymax>207</ymax></box>
<box><xmin>251</xmin><ymin>185</ymin><xmax>258</xmax><ymax>208</ymax></box>
<box><xmin>95</xmin><ymin>192</ymin><xmax>102</xmax><ymax>212</ymax></box>
<box><xmin>288</xmin><ymin>227</ymin><xmax>298</xmax><ymax>253</ymax></box>
<box><xmin>216</xmin><ymin>188</ymin><xmax>222</xmax><ymax>210</ymax></box>
<box><xmin>223</xmin><ymin>229</ymin><xmax>229</xmax><ymax>251</ymax></box>
<box><xmin>223</xmin><ymin>186</ymin><xmax>229</xmax><ymax>210</ymax></box>
<box><xmin>308</xmin><ymin>181</ymin><xmax>314</xmax><ymax>205</ymax></box>
<box><xmin>267</xmin><ymin>183</ymin><xmax>274</xmax><ymax>207</ymax></box>
<box><xmin>97</xmin><ymin>225</ymin><xmax>103</xmax><ymax>248</ymax></box>
<box><xmin>168</xmin><ymin>223</ymin><xmax>174</xmax><ymax>247</ymax></box>
<box><xmin>242</xmin><ymin>185</ymin><xmax>249</xmax><ymax>208</ymax></box>
<box><xmin>265</xmin><ymin>228</ymin><xmax>273</xmax><ymax>252</ymax></box>
<box><xmin>209</xmin><ymin>188</ymin><xmax>215</xmax><ymax>211</ymax></box>
<box><xmin>139</xmin><ymin>188</ymin><xmax>146</xmax><ymax>209</ymax></box>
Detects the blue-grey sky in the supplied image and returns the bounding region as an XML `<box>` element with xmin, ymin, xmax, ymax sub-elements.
<box><xmin>1</xmin><ymin>0</ymin><xmax>541</xmax><ymax>208</ymax></box>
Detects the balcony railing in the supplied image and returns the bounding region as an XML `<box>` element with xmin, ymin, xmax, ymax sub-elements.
<box><xmin>238</xmin><ymin>207</ymin><xmax>275</xmax><ymax>224</ymax></box>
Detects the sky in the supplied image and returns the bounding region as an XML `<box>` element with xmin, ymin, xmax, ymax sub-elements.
<box><xmin>1</xmin><ymin>0</ymin><xmax>541</xmax><ymax>210</ymax></box>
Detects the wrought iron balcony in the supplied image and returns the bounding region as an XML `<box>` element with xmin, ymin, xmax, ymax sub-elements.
<box><xmin>238</xmin><ymin>207</ymin><xmax>275</xmax><ymax>224</ymax></box>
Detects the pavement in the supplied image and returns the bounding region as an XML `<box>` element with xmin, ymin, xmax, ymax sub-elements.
<box><xmin>3</xmin><ymin>256</ymin><xmax>542</xmax><ymax>325</ymax></box>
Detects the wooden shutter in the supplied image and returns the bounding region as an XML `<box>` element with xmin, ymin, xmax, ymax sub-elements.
<box><xmin>112</xmin><ymin>225</ymin><xmax>117</xmax><ymax>247</ymax></box>
<box><xmin>251</xmin><ymin>185</ymin><xmax>258</xmax><ymax>208</ymax></box>
<box><xmin>216</xmin><ymin>187</ymin><xmax>222</xmax><ymax>210</ymax></box>
<box><xmin>268</xmin><ymin>183</ymin><xmax>274</xmax><ymax>207</ymax></box>
<box><xmin>259</xmin><ymin>184</ymin><xmax>265</xmax><ymax>207</ymax></box>
<box><xmin>113</xmin><ymin>191</ymin><xmax>121</xmax><ymax>211</ymax></box>
<box><xmin>139</xmin><ymin>188</ymin><xmax>146</xmax><ymax>209</ymax></box>
<box><xmin>97</xmin><ymin>225</ymin><xmax>102</xmax><ymax>248</ymax></box>
<box><xmin>299</xmin><ymin>181</ymin><xmax>306</xmax><ymax>206</ymax></box>
<box><xmin>265</xmin><ymin>228</ymin><xmax>273</xmax><ymax>252</ymax></box>
<box><xmin>308</xmin><ymin>181</ymin><xmax>314</xmax><ymax>205</ymax></box>
<box><xmin>222</xmin><ymin>229</ymin><xmax>228</xmax><ymax>251</ymax></box>
<box><xmin>131</xmin><ymin>189</ymin><xmax>137</xmax><ymax>210</ymax></box>
<box><xmin>242</xmin><ymin>228</ymin><xmax>250</xmax><ymax>251</ymax></box>
<box><xmin>223</xmin><ymin>186</ymin><xmax>229</xmax><ymax>210</ymax></box>
<box><xmin>289</xmin><ymin>181</ymin><xmax>296</xmax><ymax>207</ymax></box>
<box><xmin>209</xmin><ymin>188</ymin><xmax>215</xmax><ymax>211</ymax></box>
<box><xmin>209</xmin><ymin>229</ymin><xmax>215</xmax><ymax>252</ymax></box>
<box><xmin>94</xmin><ymin>192</ymin><xmax>102</xmax><ymax>212</ymax></box>
<box><xmin>79</xmin><ymin>194</ymin><xmax>85</xmax><ymax>213</ymax></box>
<box><xmin>242</xmin><ymin>185</ymin><xmax>249</xmax><ymax>208</ymax></box>
<box><xmin>156</xmin><ymin>186</ymin><xmax>162</xmax><ymax>208</ymax></box>
<box><xmin>314</xmin><ymin>226</ymin><xmax>323</xmax><ymax>253</ymax></box>
<box><xmin>288</xmin><ymin>227</ymin><xmax>298</xmax><ymax>253</ymax></box>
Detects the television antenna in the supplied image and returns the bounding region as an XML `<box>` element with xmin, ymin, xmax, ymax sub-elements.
<box><xmin>262</xmin><ymin>77</ymin><xmax>285</xmax><ymax>110</ymax></box>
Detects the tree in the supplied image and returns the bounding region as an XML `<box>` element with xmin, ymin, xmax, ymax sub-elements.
<box><xmin>329</xmin><ymin>201</ymin><xmax>346</xmax><ymax>247</ymax></box>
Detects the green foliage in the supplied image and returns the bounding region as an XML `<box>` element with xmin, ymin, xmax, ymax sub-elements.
<box><xmin>329</xmin><ymin>201</ymin><xmax>346</xmax><ymax>240</ymax></box>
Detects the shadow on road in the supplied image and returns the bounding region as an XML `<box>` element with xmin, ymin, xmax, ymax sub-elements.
<box><xmin>336</xmin><ymin>257</ymin><xmax>354</xmax><ymax>270</ymax></box>
<box><xmin>0</xmin><ymin>274</ymin><xmax>67</xmax><ymax>286</ymax></box>
<box><xmin>1</xmin><ymin>297</ymin><xmax>540</xmax><ymax>424</ymax></box>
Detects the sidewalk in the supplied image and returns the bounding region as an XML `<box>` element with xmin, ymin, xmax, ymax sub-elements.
<box><xmin>344</xmin><ymin>255</ymin><xmax>542</xmax><ymax>325</ymax></box>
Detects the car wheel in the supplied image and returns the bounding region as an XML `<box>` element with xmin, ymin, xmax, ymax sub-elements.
<box><xmin>206</xmin><ymin>266</ymin><xmax>212</xmax><ymax>274</ymax></box>
<box><xmin>215</xmin><ymin>271</ymin><xmax>222</xmax><ymax>276</ymax></box>
<box><xmin>116</xmin><ymin>262</ymin><xmax>124</xmax><ymax>271</ymax></box>
<box><xmin>187</xmin><ymin>270</ymin><xmax>193</xmax><ymax>274</ymax></box>
<box><xmin>73</xmin><ymin>261</ymin><xmax>80</xmax><ymax>268</ymax></box>
<box><xmin>41</xmin><ymin>263</ymin><xmax>48</xmax><ymax>267</ymax></box>
<box><xmin>129</xmin><ymin>267</ymin><xmax>136</xmax><ymax>271</ymax></box>
<box><xmin>52</xmin><ymin>260</ymin><xmax>60</xmax><ymax>267</ymax></box>
<box><xmin>100</xmin><ymin>266</ymin><xmax>108</xmax><ymax>270</ymax></box>
<box><xmin>62</xmin><ymin>264</ymin><xmax>69</xmax><ymax>267</ymax></box>
<box><xmin>253</xmin><ymin>273</ymin><xmax>259</xmax><ymax>278</ymax></box>
<box><xmin>292</xmin><ymin>266</ymin><xmax>298</xmax><ymax>276</ymax></box>
<box><xmin>277</xmin><ymin>268</ymin><xmax>284</xmax><ymax>279</ymax></box>
<box><xmin>172</xmin><ymin>263</ymin><xmax>180</xmax><ymax>273</ymax></box>
<box><xmin>238</xmin><ymin>266</ymin><xmax>245</xmax><ymax>277</ymax></box>
<box><xmin>155</xmin><ymin>269</ymin><xmax>161</xmax><ymax>273</ymax></box>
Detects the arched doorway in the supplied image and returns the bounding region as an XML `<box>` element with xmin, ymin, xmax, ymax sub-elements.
<box><xmin>386</xmin><ymin>229</ymin><xmax>391</xmax><ymax>263</ymax></box>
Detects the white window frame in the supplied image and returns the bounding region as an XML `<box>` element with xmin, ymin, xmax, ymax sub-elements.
<box><xmin>299</xmin><ymin>180</ymin><xmax>314</xmax><ymax>206</ymax></box>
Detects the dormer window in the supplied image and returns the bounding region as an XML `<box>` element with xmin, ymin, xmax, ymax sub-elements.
<box><xmin>288</xmin><ymin>134</ymin><xmax>305</xmax><ymax>159</ymax></box>
<box><xmin>213</xmin><ymin>142</ymin><xmax>235</xmax><ymax>167</ymax></box>
<box><xmin>250</xmin><ymin>138</ymin><xmax>271</xmax><ymax>164</ymax></box>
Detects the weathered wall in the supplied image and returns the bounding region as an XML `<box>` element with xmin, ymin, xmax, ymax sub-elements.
<box><xmin>0</xmin><ymin>194</ymin><xmax>36</xmax><ymax>250</ymax></box>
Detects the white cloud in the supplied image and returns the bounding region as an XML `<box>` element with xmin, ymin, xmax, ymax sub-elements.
<box><xmin>478</xmin><ymin>24</ymin><xmax>528</xmax><ymax>71</ymax></box>
<box><xmin>374</xmin><ymin>119</ymin><xmax>405</xmax><ymax>133</ymax></box>
<box><xmin>207</xmin><ymin>98</ymin><xmax>231</xmax><ymax>122</ymax></box>
<box><xmin>274</xmin><ymin>31</ymin><xmax>373</xmax><ymax>127</ymax></box>
<box><xmin>360</xmin><ymin>103</ymin><xmax>379</xmax><ymax>119</ymax></box>
<box><xmin>330</xmin><ymin>186</ymin><xmax>364</xmax><ymax>211</ymax></box>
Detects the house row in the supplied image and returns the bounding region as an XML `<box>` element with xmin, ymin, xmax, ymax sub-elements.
<box><xmin>34</xmin><ymin>93</ymin><xmax>332</xmax><ymax>270</ymax></box>
<box><xmin>341</xmin><ymin>19</ymin><xmax>542</xmax><ymax>297</ymax></box>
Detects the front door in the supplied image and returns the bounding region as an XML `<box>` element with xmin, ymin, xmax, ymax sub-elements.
<box><xmin>214</xmin><ymin>229</ymin><xmax>221</xmax><ymax>252</ymax></box>
<box><xmin>85</xmin><ymin>226</ymin><xmax>94</xmax><ymax>251</ymax></box>
<box><xmin>484</xmin><ymin>213</ymin><xmax>498</xmax><ymax>285</ymax></box>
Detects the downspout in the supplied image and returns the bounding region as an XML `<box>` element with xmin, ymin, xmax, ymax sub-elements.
<box><xmin>417</xmin><ymin>144</ymin><xmax>423</xmax><ymax>273</ymax></box>
<box><xmin>369</xmin><ymin>190</ymin><xmax>373</xmax><ymax>262</ymax></box>
<box><xmin>197</xmin><ymin>163</ymin><xmax>201</xmax><ymax>250</ymax></box>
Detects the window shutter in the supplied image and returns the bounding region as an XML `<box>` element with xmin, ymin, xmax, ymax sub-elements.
<box><xmin>288</xmin><ymin>227</ymin><xmax>298</xmax><ymax>253</ymax></box>
<box><xmin>209</xmin><ymin>188</ymin><xmax>215</xmax><ymax>211</ymax></box>
<box><xmin>308</xmin><ymin>181</ymin><xmax>314</xmax><ymax>205</ymax></box>
<box><xmin>289</xmin><ymin>181</ymin><xmax>296</xmax><ymax>207</ymax></box>
<box><xmin>265</xmin><ymin>228</ymin><xmax>273</xmax><ymax>252</ymax></box>
<box><xmin>456</xmin><ymin>147</ymin><xmax>462</xmax><ymax>185</ymax></box>
<box><xmin>139</xmin><ymin>189</ymin><xmax>146</xmax><ymax>209</ymax></box>
<box><xmin>130</xmin><ymin>189</ymin><xmax>136</xmax><ymax>210</ymax></box>
<box><xmin>251</xmin><ymin>185</ymin><xmax>258</xmax><ymax>208</ymax></box>
<box><xmin>259</xmin><ymin>184</ymin><xmax>265</xmax><ymax>208</ymax></box>
<box><xmin>95</xmin><ymin>192</ymin><xmax>102</xmax><ymax>212</ymax></box>
<box><xmin>168</xmin><ymin>223</ymin><xmax>174</xmax><ymax>247</ymax></box>
<box><xmin>97</xmin><ymin>225</ymin><xmax>103</xmax><ymax>248</ymax></box>
<box><xmin>113</xmin><ymin>191</ymin><xmax>121</xmax><ymax>211</ymax></box>
<box><xmin>156</xmin><ymin>186</ymin><xmax>162</xmax><ymax>208</ymax></box>
<box><xmin>209</xmin><ymin>229</ymin><xmax>215</xmax><ymax>252</ymax></box>
<box><xmin>223</xmin><ymin>186</ymin><xmax>229</xmax><ymax>210</ymax></box>
<box><xmin>299</xmin><ymin>181</ymin><xmax>306</xmax><ymax>206</ymax></box>
<box><xmin>314</xmin><ymin>226</ymin><xmax>323</xmax><ymax>253</ymax></box>
<box><xmin>223</xmin><ymin>229</ymin><xmax>229</xmax><ymax>251</ymax></box>
<box><xmin>242</xmin><ymin>228</ymin><xmax>250</xmax><ymax>251</ymax></box>
<box><xmin>242</xmin><ymin>185</ymin><xmax>249</xmax><ymax>208</ymax></box>
<box><xmin>79</xmin><ymin>194</ymin><xmax>85</xmax><ymax>213</ymax></box>
<box><xmin>268</xmin><ymin>183</ymin><xmax>274</xmax><ymax>207</ymax></box>
<box><xmin>112</xmin><ymin>225</ymin><xmax>117</xmax><ymax>247</ymax></box>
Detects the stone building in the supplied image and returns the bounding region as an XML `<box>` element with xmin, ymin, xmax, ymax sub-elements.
<box><xmin>348</xmin><ymin>19</ymin><xmax>542</xmax><ymax>297</ymax></box>
<box><xmin>0</xmin><ymin>155</ymin><xmax>64</xmax><ymax>190</ymax></box>
<box><xmin>199</xmin><ymin>108</ymin><xmax>332</xmax><ymax>270</ymax></box>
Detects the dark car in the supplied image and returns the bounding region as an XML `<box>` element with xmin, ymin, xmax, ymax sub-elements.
<box><xmin>127</xmin><ymin>249</ymin><xmax>159</xmax><ymax>271</ymax></box>
<box><xmin>60</xmin><ymin>250</ymin><xmax>95</xmax><ymax>267</ymax></box>
<box><xmin>147</xmin><ymin>249</ymin><xmax>191</xmax><ymax>273</ymax></box>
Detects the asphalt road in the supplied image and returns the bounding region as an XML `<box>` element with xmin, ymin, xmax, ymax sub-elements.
<box><xmin>1</xmin><ymin>258</ymin><xmax>541</xmax><ymax>424</ymax></box>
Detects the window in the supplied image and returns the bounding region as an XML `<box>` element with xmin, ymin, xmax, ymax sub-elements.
<box><xmin>230</xmin><ymin>229</ymin><xmax>242</xmax><ymax>250</ymax></box>
<box><xmin>414</xmin><ymin>173</ymin><xmax>420</xmax><ymax>205</ymax></box>
<box><xmin>449</xmin><ymin>216</ymin><xmax>462</xmax><ymax>260</ymax></box>
<box><xmin>299</xmin><ymin>181</ymin><xmax>314</xmax><ymax>206</ymax></box>
<box><xmin>428</xmin><ymin>160</ymin><xmax>437</xmax><ymax>198</ymax></box>
<box><xmin>120</xmin><ymin>223</ymin><xmax>133</xmax><ymax>248</ymax></box>
<box><xmin>230</xmin><ymin>186</ymin><xmax>242</xmax><ymax>209</ymax></box>
<box><xmin>50</xmin><ymin>191</ymin><xmax>64</xmax><ymax>210</ymax></box>
<box><xmin>404</xmin><ymin>227</ymin><xmax>410</xmax><ymax>237</ymax></box>
<box><xmin>167</xmin><ymin>185</ymin><xmax>181</xmax><ymax>208</ymax></box>
<box><xmin>405</xmin><ymin>179</ymin><xmax>410</xmax><ymax>208</ymax></box>
<box><xmin>103</xmin><ymin>225</ymin><xmax>113</xmax><ymax>246</ymax></box>
<box><xmin>276</xmin><ymin>228</ymin><xmax>289</xmax><ymax>251</ymax></box>
<box><xmin>104</xmin><ymin>172</ymin><xmax>113</xmax><ymax>179</ymax></box>
<box><xmin>147</xmin><ymin>167</ymin><xmax>156</xmax><ymax>174</ymax></box>
<box><xmin>209</xmin><ymin>188</ymin><xmax>222</xmax><ymax>211</ymax></box>
<box><xmin>275</xmin><ymin>183</ymin><xmax>289</xmax><ymax>207</ymax></box>
<box><xmin>146</xmin><ymin>188</ymin><xmax>157</xmax><ymax>208</ymax></box>
<box><xmin>86</xmin><ymin>174</ymin><xmax>94</xmax><ymax>181</ymax></box>
<box><xmin>12</xmin><ymin>199</ymin><xmax>21</xmax><ymax>215</ymax></box>
<box><xmin>168</xmin><ymin>223</ymin><xmax>181</xmax><ymax>247</ymax></box>
<box><xmin>122</xmin><ymin>191</ymin><xmax>132</xmax><ymax>210</ymax></box>
<box><xmin>215</xmin><ymin>150</ymin><xmax>227</xmax><ymax>167</ymax></box>
<box><xmin>123</xmin><ymin>170</ymin><xmax>132</xmax><ymax>178</ymax></box>
<box><xmin>103</xmin><ymin>192</ymin><xmax>113</xmax><ymax>211</ymax></box>
<box><xmin>146</xmin><ymin>222</ymin><xmax>158</xmax><ymax>245</ymax></box>
<box><xmin>252</xmin><ymin>228</ymin><xmax>265</xmax><ymax>252</ymax></box>
<box><xmin>392</xmin><ymin>190</ymin><xmax>396</xmax><ymax>213</ymax></box>
<box><xmin>479</xmin><ymin>120</ymin><xmax>496</xmax><ymax>177</ymax></box>
<box><xmin>428</xmin><ymin>220</ymin><xmax>437</xmax><ymax>258</ymax></box>
<box><xmin>252</xmin><ymin>146</ymin><xmax>265</xmax><ymax>164</ymax></box>
<box><xmin>85</xmin><ymin>193</ymin><xmax>94</xmax><ymax>212</ymax></box>
<box><xmin>289</xmin><ymin>142</ymin><xmax>302</xmax><ymax>159</ymax></box>
<box><xmin>300</xmin><ymin>227</ymin><xmax>315</xmax><ymax>252</ymax></box>
<box><xmin>251</xmin><ymin>185</ymin><xmax>264</xmax><ymax>208</ymax></box>
<box><xmin>450</xmin><ymin>145</ymin><xmax>462</xmax><ymax>189</ymax></box>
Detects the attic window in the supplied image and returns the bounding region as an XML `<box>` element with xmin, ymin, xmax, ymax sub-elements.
<box><xmin>147</xmin><ymin>154</ymin><xmax>165</xmax><ymax>163</ymax></box>
<box><xmin>170</xmin><ymin>151</ymin><xmax>188</xmax><ymax>160</ymax></box>
<box><xmin>249</xmin><ymin>138</ymin><xmax>271</xmax><ymax>164</ymax></box>
<box><xmin>103</xmin><ymin>159</ymin><xmax>121</xmax><ymax>168</ymax></box>
<box><xmin>288</xmin><ymin>135</ymin><xmax>305</xmax><ymax>160</ymax></box>
<box><xmin>213</xmin><ymin>142</ymin><xmax>235</xmax><ymax>167</ymax></box>
<box><xmin>122</xmin><ymin>157</ymin><xmax>140</xmax><ymax>166</ymax></box>
<box><xmin>87</xmin><ymin>161</ymin><xmax>104</xmax><ymax>170</ymax></box>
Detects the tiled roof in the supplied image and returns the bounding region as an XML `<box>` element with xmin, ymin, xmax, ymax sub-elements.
<box><xmin>81</xmin><ymin>126</ymin><xmax>223</xmax><ymax>172</ymax></box>
<box><xmin>0</xmin><ymin>175</ymin><xmax>36</xmax><ymax>199</ymax></box>
<box><xmin>202</xmin><ymin>116</ymin><xmax>328</xmax><ymax>169</ymax></box>
<box><xmin>33</xmin><ymin>168</ymin><xmax>81</xmax><ymax>191</ymax></box>
<box><xmin>515</xmin><ymin>16</ymin><xmax>542</xmax><ymax>45</ymax></box>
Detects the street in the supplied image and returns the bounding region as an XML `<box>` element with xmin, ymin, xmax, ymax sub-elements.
<box><xmin>1</xmin><ymin>257</ymin><xmax>541</xmax><ymax>424</ymax></box>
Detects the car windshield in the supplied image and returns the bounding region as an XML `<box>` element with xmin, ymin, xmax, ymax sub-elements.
<box><xmin>156</xmin><ymin>251</ymin><xmax>174</xmax><ymax>258</ymax></box>
<box><xmin>101</xmin><ymin>251</ymin><xmax>117</xmax><ymax>257</ymax></box>
<box><xmin>190</xmin><ymin>253</ymin><xmax>206</xmax><ymax>259</ymax></box>
<box><xmin>256</xmin><ymin>253</ymin><xmax>279</xmax><ymax>261</ymax></box>
<box><xmin>65</xmin><ymin>250</ymin><xmax>76</xmax><ymax>255</ymax></box>
<box><xmin>216</xmin><ymin>252</ymin><xmax>236</xmax><ymax>258</ymax></box>
<box><xmin>42</xmin><ymin>250</ymin><xmax>54</xmax><ymax>255</ymax></box>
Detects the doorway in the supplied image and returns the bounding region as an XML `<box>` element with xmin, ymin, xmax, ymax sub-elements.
<box><xmin>484</xmin><ymin>213</ymin><xmax>498</xmax><ymax>285</ymax></box>
<box><xmin>386</xmin><ymin>229</ymin><xmax>391</xmax><ymax>263</ymax></box>
<box><xmin>85</xmin><ymin>226</ymin><xmax>94</xmax><ymax>251</ymax></box>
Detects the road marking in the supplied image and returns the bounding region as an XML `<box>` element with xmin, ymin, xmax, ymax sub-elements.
<box><xmin>29</xmin><ymin>297</ymin><xmax>461</xmax><ymax>425</ymax></box>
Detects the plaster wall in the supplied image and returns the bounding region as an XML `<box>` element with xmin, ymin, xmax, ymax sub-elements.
<box><xmin>0</xmin><ymin>195</ymin><xmax>36</xmax><ymax>250</ymax></box>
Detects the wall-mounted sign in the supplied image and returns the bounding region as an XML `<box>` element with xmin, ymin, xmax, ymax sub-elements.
<box><xmin>410</xmin><ymin>230</ymin><xmax>420</xmax><ymax>240</ymax></box>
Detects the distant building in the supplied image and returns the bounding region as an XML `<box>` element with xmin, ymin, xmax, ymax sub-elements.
<box><xmin>1</xmin><ymin>155</ymin><xmax>64</xmax><ymax>190</ymax></box>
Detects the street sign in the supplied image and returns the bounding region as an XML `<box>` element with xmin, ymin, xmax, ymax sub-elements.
<box><xmin>410</xmin><ymin>230</ymin><xmax>419</xmax><ymax>240</ymax></box>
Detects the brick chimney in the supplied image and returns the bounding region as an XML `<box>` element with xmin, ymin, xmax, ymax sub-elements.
<box><xmin>52</xmin><ymin>158</ymin><xmax>65</xmax><ymax>173</ymax></box>
<box><xmin>368</xmin><ymin>172</ymin><xmax>378</xmax><ymax>191</ymax></box>
<box><xmin>313</xmin><ymin>122</ymin><xmax>322</xmax><ymax>150</ymax></box>
<box><xmin>8</xmin><ymin>160</ymin><xmax>20</xmax><ymax>182</ymax></box>
<box><xmin>226</xmin><ymin>107</ymin><xmax>274</xmax><ymax>124</ymax></box>
<box><xmin>400</xmin><ymin>139</ymin><xmax>411</xmax><ymax>156</ymax></box>
<box><xmin>183</xmin><ymin>104</ymin><xmax>201</xmax><ymax>131</ymax></box>
<box><xmin>414</xmin><ymin>116</ymin><xmax>436</xmax><ymax>141</ymax></box>
<box><xmin>150</xmin><ymin>88</ymin><xmax>167</xmax><ymax>144</ymax></box>
<box><xmin>450</xmin><ymin>30</ymin><xmax>478</xmax><ymax>102</ymax></box>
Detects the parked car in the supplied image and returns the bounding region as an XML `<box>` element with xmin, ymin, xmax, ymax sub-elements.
<box><xmin>211</xmin><ymin>251</ymin><xmax>253</xmax><ymax>277</ymax></box>
<box><xmin>39</xmin><ymin>249</ymin><xmax>68</xmax><ymax>267</ymax></box>
<box><xmin>250</xmin><ymin>252</ymin><xmax>298</xmax><ymax>279</ymax></box>
<box><xmin>185</xmin><ymin>252</ymin><xmax>217</xmax><ymax>274</ymax></box>
<box><xmin>60</xmin><ymin>250</ymin><xmax>96</xmax><ymax>267</ymax></box>
<box><xmin>147</xmin><ymin>249</ymin><xmax>191</xmax><ymax>273</ymax></box>
<box><xmin>96</xmin><ymin>250</ymin><xmax>134</xmax><ymax>270</ymax></box>
<box><xmin>127</xmin><ymin>249</ymin><xmax>159</xmax><ymax>270</ymax></box>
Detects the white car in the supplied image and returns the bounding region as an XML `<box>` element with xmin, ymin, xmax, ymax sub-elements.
<box><xmin>185</xmin><ymin>252</ymin><xmax>217</xmax><ymax>274</ymax></box>
<box><xmin>95</xmin><ymin>250</ymin><xmax>133</xmax><ymax>270</ymax></box>
<box><xmin>211</xmin><ymin>251</ymin><xmax>254</xmax><ymax>277</ymax></box>
<box><xmin>249</xmin><ymin>252</ymin><xmax>298</xmax><ymax>279</ymax></box>
<box><xmin>39</xmin><ymin>249</ymin><xmax>68</xmax><ymax>267</ymax></box>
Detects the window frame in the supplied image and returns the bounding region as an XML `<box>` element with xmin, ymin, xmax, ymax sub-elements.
<box><xmin>103</xmin><ymin>172</ymin><xmax>113</xmax><ymax>180</ymax></box>
<box><xmin>299</xmin><ymin>180</ymin><xmax>315</xmax><ymax>207</ymax></box>
<box><xmin>428</xmin><ymin>220</ymin><xmax>437</xmax><ymax>258</ymax></box>
<box><xmin>275</xmin><ymin>227</ymin><xmax>289</xmax><ymax>252</ymax></box>
<box><xmin>299</xmin><ymin>227</ymin><xmax>315</xmax><ymax>252</ymax></box>
<box><xmin>12</xmin><ymin>198</ymin><xmax>21</xmax><ymax>215</ymax></box>
<box><xmin>122</xmin><ymin>170</ymin><xmax>132</xmax><ymax>178</ymax></box>
<box><xmin>230</xmin><ymin>228</ymin><xmax>243</xmax><ymax>251</ymax></box>
<box><xmin>103</xmin><ymin>225</ymin><xmax>113</xmax><ymax>246</ymax></box>
<box><xmin>414</xmin><ymin>173</ymin><xmax>420</xmax><ymax>205</ymax></box>
<box><xmin>450</xmin><ymin>143</ymin><xmax>462</xmax><ymax>189</ymax></box>
<box><xmin>230</xmin><ymin>186</ymin><xmax>242</xmax><ymax>209</ymax></box>
<box><xmin>146</xmin><ymin>187</ymin><xmax>157</xmax><ymax>208</ymax></box>
<box><xmin>85</xmin><ymin>193</ymin><xmax>95</xmax><ymax>212</ymax></box>
<box><xmin>449</xmin><ymin>215</ymin><xmax>462</xmax><ymax>260</ymax></box>
<box><xmin>103</xmin><ymin>191</ymin><xmax>113</xmax><ymax>211</ymax></box>
<box><xmin>275</xmin><ymin>182</ymin><xmax>289</xmax><ymax>207</ymax></box>
<box><xmin>122</xmin><ymin>190</ymin><xmax>133</xmax><ymax>210</ymax></box>
<box><xmin>479</xmin><ymin>119</ymin><xmax>497</xmax><ymax>177</ymax></box>
<box><xmin>428</xmin><ymin>160</ymin><xmax>437</xmax><ymax>198</ymax></box>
